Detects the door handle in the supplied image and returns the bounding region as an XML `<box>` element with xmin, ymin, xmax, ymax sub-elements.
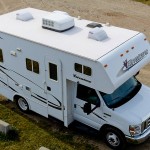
<box><xmin>47</xmin><ymin>86</ymin><xmax>51</xmax><ymax>91</ymax></box>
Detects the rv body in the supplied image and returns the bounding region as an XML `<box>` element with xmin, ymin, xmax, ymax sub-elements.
<box><xmin>0</xmin><ymin>8</ymin><xmax>150</xmax><ymax>149</ymax></box>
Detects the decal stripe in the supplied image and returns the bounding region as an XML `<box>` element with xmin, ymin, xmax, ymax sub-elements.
<box><xmin>48</xmin><ymin>104</ymin><xmax>61</xmax><ymax>110</ymax></box>
<box><xmin>48</xmin><ymin>101</ymin><xmax>61</xmax><ymax>107</ymax></box>
<box><xmin>92</xmin><ymin>112</ymin><xmax>106</xmax><ymax>121</ymax></box>
<box><xmin>0</xmin><ymin>68</ymin><xmax>18</xmax><ymax>84</ymax></box>
<box><xmin>31</xmin><ymin>95</ymin><xmax>47</xmax><ymax>104</ymax></box>
<box><xmin>32</xmin><ymin>94</ymin><xmax>62</xmax><ymax>110</ymax></box>
<box><xmin>51</xmin><ymin>95</ymin><xmax>61</xmax><ymax>106</ymax></box>
<box><xmin>0</xmin><ymin>66</ymin><xmax>7</xmax><ymax>70</ymax></box>
<box><xmin>0</xmin><ymin>79</ymin><xmax>17</xmax><ymax>92</ymax></box>
<box><xmin>0</xmin><ymin>65</ymin><xmax>62</xmax><ymax>111</ymax></box>
<box><xmin>104</xmin><ymin>113</ymin><xmax>111</xmax><ymax>117</ymax></box>
<box><xmin>0</xmin><ymin>65</ymin><xmax>44</xmax><ymax>90</ymax></box>
<box><xmin>33</xmin><ymin>93</ymin><xmax>47</xmax><ymax>101</ymax></box>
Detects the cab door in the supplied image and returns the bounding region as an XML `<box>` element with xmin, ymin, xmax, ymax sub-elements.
<box><xmin>74</xmin><ymin>84</ymin><xmax>104</xmax><ymax>130</ymax></box>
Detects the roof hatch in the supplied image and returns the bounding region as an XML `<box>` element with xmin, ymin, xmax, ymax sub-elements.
<box><xmin>88</xmin><ymin>27</ymin><xmax>108</xmax><ymax>41</ymax></box>
<box><xmin>87</xmin><ymin>22</ymin><xmax>102</xmax><ymax>28</ymax></box>
<box><xmin>16</xmin><ymin>11</ymin><xmax>33</xmax><ymax>21</ymax></box>
<box><xmin>42</xmin><ymin>11</ymin><xmax>75</xmax><ymax>32</ymax></box>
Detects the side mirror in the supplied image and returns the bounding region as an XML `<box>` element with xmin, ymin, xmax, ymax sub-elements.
<box><xmin>134</xmin><ymin>71</ymin><xmax>140</xmax><ymax>76</ymax></box>
<box><xmin>83</xmin><ymin>103</ymin><xmax>91</xmax><ymax>115</ymax></box>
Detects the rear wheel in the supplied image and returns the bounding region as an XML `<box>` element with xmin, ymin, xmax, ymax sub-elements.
<box><xmin>17</xmin><ymin>97</ymin><xmax>29</xmax><ymax>113</ymax></box>
<box><xmin>104</xmin><ymin>127</ymin><xmax>126</xmax><ymax>150</ymax></box>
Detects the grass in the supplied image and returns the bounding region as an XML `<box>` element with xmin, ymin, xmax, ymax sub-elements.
<box><xmin>133</xmin><ymin>0</ymin><xmax>150</xmax><ymax>5</ymax></box>
<box><xmin>0</xmin><ymin>97</ymin><xmax>99</xmax><ymax>150</ymax></box>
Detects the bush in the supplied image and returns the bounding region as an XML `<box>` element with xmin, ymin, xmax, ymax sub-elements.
<box><xmin>0</xmin><ymin>128</ymin><xmax>19</xmax><ymax>141</ymax></box>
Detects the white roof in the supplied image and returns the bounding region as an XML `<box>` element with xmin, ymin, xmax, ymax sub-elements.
<box><xmin>0</xmin><ymin>8</ymin><xmax>139</xmax><ymax>60</ymax></box>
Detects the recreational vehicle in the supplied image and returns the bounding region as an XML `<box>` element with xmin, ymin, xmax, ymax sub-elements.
<box><xmin>0</xmin><ymin>8</ymin><xmax>150</xmax><ymax>149</ymax></box>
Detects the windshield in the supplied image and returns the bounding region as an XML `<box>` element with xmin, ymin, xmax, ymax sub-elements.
<box><xmin>100</xmin><ymin>77</ymin><xmax>141</xmax><ymax>108</ymax></box>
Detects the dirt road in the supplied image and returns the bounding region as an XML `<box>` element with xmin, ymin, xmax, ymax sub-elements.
<box><xmin>0</xmin><ymin>0</ymin><xmax>150</xmax><ymax>149</ymax></box>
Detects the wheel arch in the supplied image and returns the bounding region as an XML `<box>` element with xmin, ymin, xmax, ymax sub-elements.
<box><xmin>13</xmin><ymin>94</ymin><xmax>31</xmax><ymax>110</ymax></box>
<box><xmin>100</xmin><ymin>124</ymin><xmax>125</xmax><ymax>137</ymax></box>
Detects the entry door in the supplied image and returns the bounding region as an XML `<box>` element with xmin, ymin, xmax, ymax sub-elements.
<box><xmin>74</xmin><ymin>84</ymin><xmax>102</xmax><ymax>130</ymax></box>
<box><xmin>45</xmin><ymin>57</ymin><xmax>63</xmax><ymax>121</ymax></box>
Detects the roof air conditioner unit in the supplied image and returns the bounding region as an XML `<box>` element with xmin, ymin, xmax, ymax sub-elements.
<box><xmin>42</xmin><ymin>11</ymin><xmax>75</xmax><ymax>32</ymax></box>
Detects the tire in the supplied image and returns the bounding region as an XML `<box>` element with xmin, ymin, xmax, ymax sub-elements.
<box><xmin>103</xmin><ymin>127</ymin><xmax>126</xmax><ymax>150</ymax></box>
<box><xmin>16</xmin><ymin>97</ymin><xmax>29</xmax><ymax>113</ymax></box>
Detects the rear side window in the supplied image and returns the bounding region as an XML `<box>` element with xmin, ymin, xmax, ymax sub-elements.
<box><xmin>0</xmin><ymin>49</ymin><xmax>3</xmax><ymax>62</ymax></box>
<box><xmin>26</xmin><ymin>58</ymin><xmax>39</xmax><ymax>74</ymax></box>
<box><xmin>26</xmin><ymin>58</ymin><xmax>32</xmax><ymax>71</ymax></box>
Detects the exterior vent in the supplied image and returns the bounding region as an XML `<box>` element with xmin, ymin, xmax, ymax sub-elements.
<box><xmin>87</xmin><ymin>22</ymin><xmax>102</xmax><ymax>28</ymax></box>
<box><xmin>88</xmin><ymin>27</ymin><xmax>108</xmax><ymax>41</ymax></box>
<box><xmin>52</xmin><ymin>10</ymin><xmax>69</xmax><ymax>15</ymax></box>
<box><xmin>42</xmin><ymin>11</ymin><xmax>75</xmax><ymax>32</ymax></box>
<box><xmin>16</xmin><ymin>12</ymin><xmax>33</xmax><ymax>21</ymax></box>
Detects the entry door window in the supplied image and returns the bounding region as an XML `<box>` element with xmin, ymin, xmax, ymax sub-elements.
<box><xmin>76</xmin><ymin>84</ymin><xmax>100</xmax><ymax>105</ymax></box>
<box><xmin>49</xmin><ymin>62</ymin><xmax>58</xmax><ymax>81</ymax></box>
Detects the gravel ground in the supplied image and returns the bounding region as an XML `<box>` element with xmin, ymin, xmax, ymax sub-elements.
<box><xmin>0</xmin><ymin>0</ymin><xmax>150</xmax><ymax>149</ymax></box>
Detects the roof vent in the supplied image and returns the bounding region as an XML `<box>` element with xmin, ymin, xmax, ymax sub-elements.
<box><xmin>52</xmin><ymin>10</ymin><xmax>69</xmax><ymax>15</ymax></box>
<box><xmin>87</xmin><ymin>22</ymin><xmax>102</xmax><ymax>28</ymax></box>
<box><xmin>16</xmin><ymin>12</ymin><xmax>33</xmax><ymax>21</ymax></box>
<box><xmin>42</xmin><ymin>11</ymin><xmax>75</xmax><ymax>32</ymax></box>
<box><xmin>88</xmin><ymin>27</ymin><xmax>108</xmax><ymax>41</ymax></box>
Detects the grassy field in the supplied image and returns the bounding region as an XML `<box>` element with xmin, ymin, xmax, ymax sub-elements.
<box><xmin>0</xmin><ymin>97</ymin><xmax>99</xmax><ymax>150</ymax></box>
<box><xmin>134</xmin><ymin>0</ymin><xmax>150</xmax><ymax>5</ymax></box>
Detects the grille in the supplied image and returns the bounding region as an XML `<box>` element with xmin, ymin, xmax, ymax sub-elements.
<box><xmin>147</xmin><ymin>118</ymin><xmax>150</xmax><ymax>128</ymax></box>
<box><xmin>144</xmin><ymin>117</ymin><xmax>150</xmax><ymax>130</ymax></box>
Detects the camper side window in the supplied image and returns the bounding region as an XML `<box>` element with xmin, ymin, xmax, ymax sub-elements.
<box><xmin>77</xmin><ymin>84</ymin><xmax>99</xmax><ymax>105</ymax></box>
<box><xmin>26</xmin><ymin>58</ymin><xmax>39</xmax><ymax>74</ymax></box>
<box><xmin>0</xmin><ymin>49</ymin><xmax>3</xmax><ymax>62</ymax></box>
<box><xmin>74</xmin><ymin>63</ymin><xmax>92</xmax><ymax>76</ymax></box>
<box><xmin>49</xmin><ymin>63</ymin><xmax>58</xmax><ymax>81</ymax></box>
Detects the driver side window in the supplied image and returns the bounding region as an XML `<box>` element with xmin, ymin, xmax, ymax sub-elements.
<box><xmin>76</xmin><ymin>84</ymin><xmax>100</xmax><ymax>105</ymax></box>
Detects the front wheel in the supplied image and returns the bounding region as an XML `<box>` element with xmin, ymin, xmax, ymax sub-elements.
<box><xmin>104</xmin><ymin>127</ymin><xmax>126</xmax><ymax>150</ymax></box>
<box><xmin>17</xmin><ymin>97</ymin><xmax>29</xmax><ymax>113</ymax></box>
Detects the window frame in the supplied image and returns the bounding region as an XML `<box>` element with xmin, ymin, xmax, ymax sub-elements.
<box><xmin>76</xmin><ymin>84</ymin><xmax>100</xmax><ymax>105</ymax></box>
<box><xmin>26</xmin><ymin>58</ymin><xmax>40</xmax><ymax>74</ymax></box>
<box><xmin>74</xmin><ymin>63</ymin><xmax>92</xmax><ymax>76</ymax></box>
<box><xmin>49</xmin><ymin>62</ymin><xmax>58</xmax><ymax>81</ymax></box>
<box><xmin>0</xmin><ymin>48</ymin><xmax>4</xmax><ymax>62</ymax></box>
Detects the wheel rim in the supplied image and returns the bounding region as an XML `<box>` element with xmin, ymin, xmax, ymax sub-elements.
<box><xmin>18</xmin><ymin>98</ymin><xmax>28</xmax><ymax>111</ymax></box>
<box><xmin>106</xmin><ymin>132</ymin><xmax>120</xmax><ymax>147</ymax></box>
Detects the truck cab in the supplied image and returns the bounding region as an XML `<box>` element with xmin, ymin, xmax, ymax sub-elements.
<box><xmin>73</xmin><ymin>33</ymin><xmax>150</xmax><ymax>149</ymax></box>
<box><xmin>74</xmin><ymin>76</ymin><xmax>150</xmax><ymax>149</ymax></box>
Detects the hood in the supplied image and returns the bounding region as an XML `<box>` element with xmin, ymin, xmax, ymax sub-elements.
<box><xmin>115</xmin><ymin>84</ymin><xmax>150</xmax><ymax>124</ymax></box>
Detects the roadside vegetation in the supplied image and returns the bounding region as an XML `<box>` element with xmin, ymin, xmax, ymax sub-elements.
<box><xmin>134</xmin><ymin>0</ymin><xmax>150</xmax><ymax>5</ymax></box>
<box><xmin>0</xmin><ymin>97</ymin><xmax>99</xmax><ymax>150</ymax></box>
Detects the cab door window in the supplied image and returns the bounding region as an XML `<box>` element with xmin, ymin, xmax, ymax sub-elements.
<box><xmin>76</xmin><ymin>84</ymin><xmax>100</xmax><ymax>105</ymax></box>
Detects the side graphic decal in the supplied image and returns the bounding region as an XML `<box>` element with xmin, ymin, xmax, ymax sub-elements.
<box><xmin>117</xmin><ymin>49</ymin><xmax>148</xmax><ymax>77</ymax></box>
<box><xmin>0</xmin><ymin>65</ymin><xmax>62</xmax><ymax>110</ymax></box>
<box><xmin>80</xmin><ymin>106</ymin><xmax>106</xmax><ymax>121</ymax></box>
<box><xmin>0</xmin><ymin>79</ymin><xmax>17</xmax><ymax>92</ymax></box>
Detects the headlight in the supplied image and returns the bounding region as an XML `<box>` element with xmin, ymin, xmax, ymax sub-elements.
<box><xmin>129</xmin><ymin>125</ymin><xmax>141</xmax><ymax>136</ymax></box>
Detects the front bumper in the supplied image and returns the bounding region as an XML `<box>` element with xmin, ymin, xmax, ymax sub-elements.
<box><xmin>125</xmin><ymin>127</ymin><xmax>150</xmax><ymax>144</ymax></box>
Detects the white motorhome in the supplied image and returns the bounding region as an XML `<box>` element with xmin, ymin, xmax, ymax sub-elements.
<box><xmin>0</xmin><ymin>8</ymin><xmax>150</xmax><ymax>149</ymax></box>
